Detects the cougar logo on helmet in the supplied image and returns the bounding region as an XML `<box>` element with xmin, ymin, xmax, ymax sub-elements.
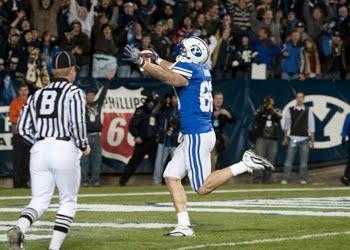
<box><xmin>190</xmin><ymin>45</ymin><xmax>203</xmax><ymax>57</ymax></box>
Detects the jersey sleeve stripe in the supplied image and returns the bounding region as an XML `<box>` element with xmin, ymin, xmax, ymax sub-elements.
<box><xmin>173</xmin><ymin>66</ymin><xmax>193</xmax><ymax>74</ymax></box>
<box><xmin>172</xmin><ymin>69</ymin><xmax>192</xmax><ymax>78</ymax></box>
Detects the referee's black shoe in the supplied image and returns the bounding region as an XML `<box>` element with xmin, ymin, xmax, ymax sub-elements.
<box><xmin>341</xmin><ymin>176</ymin><xmax>350</xmax><ymax>186</ymax></box>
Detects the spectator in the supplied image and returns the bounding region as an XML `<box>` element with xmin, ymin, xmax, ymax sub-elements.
<box><xmin>94</xmin><ymin>0</ymin><xmax>117</xmax><ymax>22</ymax></box>
<box><xmin>203</xmin><ymin>35</ymin><xmax>218</xmax><ymax>70</ymax></box>
<box><xmin>281</xmin><ymin>30</ymin><xmax>302</xmax><ymax>80</ymax></box>
<box><xmin>116</xmin><ymin>2</ymin><xmax>138</xmax><ymax>34</ymax></box>
<box><xmin>284</xmin><ymin>11</ymin><xmax>298</xmax><ymax>38</ymax></box>
<box><xmin>222</xmin><ymin>14</ymin><xmax>233</xmax><ymax>31</ymax></box>
<box><xmin>338</xmin><ymin>6</ymin><xmax>350</xmax><ymax>37</ymax></box>
<box><xmin>161</xmin><ymin>4</ymin><xmax>174</xmax><ymax>21</ymax></box>
<box><xmin>204</xmin><ymin>5</ymin><xmax>220</xmax><ymax>36</ymax></box>
<box><xmin>0</xmin><ymin>28</ymin><xmax>21</xmax><ymax>74</ymax></box>
<box><xmin>176</xmin><ymin>16</ymin><xmax>195</xmax><ymax>39</ymax></box>
<box><xmin>303</xmin><ymin>0</ymin><xmax>336</xmax><ymax>39</ymax></box>
<box><xmin>340</xmin><ymin>112</ymin><xmax>350</xmax><ymax>185</ymax></box>
<box><xmin>300</xmin><ymin>38</ymin><xmax>321</xmax><ymax>80</ymax></box>
<box><xmin>137</xmin><ymin>0</ymin><xmax>157</xmax><ymax>30</ymax></box>
<box><xmin>165</xmin><ymin>18</ymin><xmax>175</xmax><ymax>38</ymax></box>
<box><xmin>151</xmin><ymin>21</ymin><xmax>171</xmax><ymax>60</ymax></box>
<box><xmin>321</xmin><ymin>31</ymin><xmax>346</xmax><ymax>80</ymax></box>
<box><xmin>211</xmin><ymin>92</ymin><xmax>235</xmax><ymax>171</ymax></box>
<box><xmin>190</xmin><ymin>0</ymin><xmax>204</xmax><ymax>19</ymax></box>
<box><xmin>30</xmin><ymin>0</ymin><xmax>61</xmax><ymax>36</ymax></box>
<box><xmin>252</xmin><ymin>9</ymin><xmax>281</xmax><ymax>45</ymax></box>
<box><xmin>25</xmin><ymin>44</ymin><xmax>50</xmax><ymax>89</ymax></box>
<box><xmin>252</xmin><ymin>95</ymin><xmax>281</xmax><ymax>183</ymax></box>
<box><xmin>282</xmin><ymin>91</ymin><xmax>315</xmax><ymax>184</ymax></box>
<box><xmin>81</xmin><ymin>82</ymin><xmax>109</xmax><ymax>187</ymax></box>
<box><xmin>68</xmin><ymin>0</ymin><xmax>98</xmax><ymax>37</ymax></box>
<box><xmin>62</xmin><ymin>20</ymin><xmax>91</xmax><ymax>77</ymax></box>
<box><xmin>337</xmin><ymin>6</ymin><xmax>348</xmax><ymax>31</ymax></box>
<box><xmin>138</xmin><ymin>33</ymin><xmax>153</xmax><ymax>51</ymax></box>
<box><xmin>294</xmin><ymin>22</ymin><xmax>309</xmax><ymax>42</ymax></box>
<box><xmin>91</xmin><ymin>12</ymin><xmax>110</xmax><ymax>50</ymax></box>
<box><xmin>233</xmin><ymin>34</ymin><xmax>259</xmax><ymax>79</ymax></box>
<box><xmin>232</xmin><ymin>0</ymin><xmax>253</xmax><ymax>35</ymax></box>
<box><xmin>193</xmin><ymin>13</ymin><xmax>208</xmax><ymax>37</ymax></box>
<box><xmin>18</xmin><ymin>17</ymin><xmax>31</xmax><ymax>33</ymax></box>
<box><xmin>57</xmin><ymin>0</ymin><xmax>70</xmax><ymax>40</ymax></box>
<box><xmin>94</xmin><ymin>24</ymin><xmax>117</xmax><ymax>56</ymax></box>
<box><xmin>10</xmin><ymin>9</ymin><xmax>26</xmax><ymax>30</ymax></box>
<box><xmin>9</xmin><ymin>83</ymin><xmax>30</xmax><ymax>188</ymax></box>
<box><xmin>253</xmin><ymin>27</ymin><xmax>281</xmax><ymax>78</ymax></box>
<box><xmin>153</xmin><ymin>93</ymin><xmax>179</xmax><ymax>185</ymax></box>
<box><xmin>212</xmin><ymin>28</ymin><xmax>235</xmax><ymax>78</ymax></box>
<box><xmin>40</xmin><ymin>31</ymin><xmax>60</xmax><ymax>75</ymax></box>
<box><xmin>119</xmin><ymin>95</ymin><xmax>158</xmax><ymax>186</ymax></box>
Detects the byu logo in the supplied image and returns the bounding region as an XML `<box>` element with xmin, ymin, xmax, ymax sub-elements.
<box><xmin>190</xmin><ymin>45</ymin><xmax>202</xmax><ymax>57</ymax></box>
<box><xmin>282</xmin><ymin>95</ymin><xmax>350</xmax><ymax>149</ymax></box>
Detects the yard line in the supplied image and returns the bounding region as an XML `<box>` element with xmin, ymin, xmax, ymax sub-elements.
<box><xmin>0</xmin><ymin>226</ymin><xmax>51</xmax><ymax>232</ymax></box>
<box><xmin>0</xmin><ymin>234</ymin><xmax>52</xmax><ymax>242</ymax></box>
<box><xmin>1</xmin><ymin>204</ymin><xmax>350</xmax><ymax>217</ymax></box>
<box><xmin>172</xmin><ymin>231</ymin><xmax>350</xmax><ymax>250</ymax></box>
<box><xmin>0</xmin><ymin>187</ymin><xmax>349</xmax><ymax>201</ymax></box>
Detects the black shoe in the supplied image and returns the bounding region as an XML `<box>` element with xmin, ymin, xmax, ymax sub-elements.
<box><xmin>341</xmin><ymin>176</ymin><xmax>350</xmax><ymax>186</ymax></box>
<box><xmin>7</xmin><ymin>226</ymin><xmax>24</xmax><ymax>250</ymax></box>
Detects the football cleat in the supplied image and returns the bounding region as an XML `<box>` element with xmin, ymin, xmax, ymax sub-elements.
<box><xmin>7</xmin><ymin>226</ymin><xmax>24</xmax><ymax>250</ymax></box>
<box><xmin>242</xmin><ymin>150</ymin><xmax>275</xmax><ymax>173</ymax></box>
<box><xmin>165</xmin><ymin>225</ymin><xmax>195</xmax><ymax>237</ymax></box>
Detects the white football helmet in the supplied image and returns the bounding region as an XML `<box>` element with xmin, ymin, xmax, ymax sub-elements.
<box><xmin>176</xmin><ymin>37</ymin><xmax>209</xmax><ymax>65</ymax></box>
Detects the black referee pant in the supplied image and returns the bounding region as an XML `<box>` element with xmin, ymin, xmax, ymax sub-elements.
<box><xmin>12</xmin><ymin>134</ymin><xmax>30</xmax><ymax>188</ymax></box>
<box><xmin>119</xmin><ymin>139</ymin><xmax>157</xmax><ymax>186</ymax></box>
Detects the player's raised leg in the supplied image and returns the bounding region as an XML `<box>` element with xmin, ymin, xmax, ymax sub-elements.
<box><xmin>197</xmin><ymin>149</ymin><xmax>275</xmax><ymax>195</ymax></box>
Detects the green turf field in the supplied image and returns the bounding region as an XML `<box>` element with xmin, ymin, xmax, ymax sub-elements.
<box><xmin>0</xmin><ymin>184</ymin><xmax>350</xmax><ymax>250</ymax></box>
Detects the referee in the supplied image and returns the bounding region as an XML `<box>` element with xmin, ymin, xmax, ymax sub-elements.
<box><xmin>7</xmin><ymin>51</ymin><xmax>90</xmax><ymax>250</ymax></box>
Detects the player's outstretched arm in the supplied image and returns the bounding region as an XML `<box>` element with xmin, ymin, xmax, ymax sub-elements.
<box><xmin>142</xmin><ymin>62</ymin><xmax>188</xmax><ymax>87</ymax></box>
<box><xmin>124</xmin><ymin>45</ymin><xmax>188</xmax><ymax>87</ymax></box>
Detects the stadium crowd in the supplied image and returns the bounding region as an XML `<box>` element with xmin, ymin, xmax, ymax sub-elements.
<box><xmin>0</xmin><ymin>0</ymin><xmax>349</xmax><ymax>91</ymax></box>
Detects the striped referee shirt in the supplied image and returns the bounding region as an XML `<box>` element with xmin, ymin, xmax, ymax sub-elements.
<box><xmin>17</xmin><ymin>78</ymin><xmax>88</xmax><ymax>150</ymax></box>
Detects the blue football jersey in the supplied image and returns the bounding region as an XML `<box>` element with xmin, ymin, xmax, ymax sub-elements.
<box><xmin>171</xmin><ymin>60</ymin><xmax>213</xmax><ymax>134</ymax></box>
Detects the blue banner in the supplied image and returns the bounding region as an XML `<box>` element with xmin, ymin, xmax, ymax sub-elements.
<box><xmin>0</xmin><ymin>77</ymin><xmax>349</xmax><ymax>176</ymax></box>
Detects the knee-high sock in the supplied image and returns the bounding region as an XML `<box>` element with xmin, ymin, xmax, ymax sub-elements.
<box><xmin>49</xmin><ymin>213</ymin><xmax>73</xmax><ymax>250</ymax></box>
<box><xmin>17</xmin><ymin>207</ymin><xmax>39</xmax><ymax>233</ymax></box>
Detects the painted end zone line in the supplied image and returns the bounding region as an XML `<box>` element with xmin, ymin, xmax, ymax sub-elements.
<box><xmin>173</xmin><ymin>231</ymin><xmax>350</xmax><ymax>250</ymax></box>
<box><xmin>0</xmin><ymin>187</ymin><xmax>349</xmax><ymax>201</ymax></box>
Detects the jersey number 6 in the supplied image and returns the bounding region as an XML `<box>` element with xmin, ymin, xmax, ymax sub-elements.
<box><xmin>199</xmin><ymin>80</ymin><xmax>213</xmax><ymax>113</ymax></box>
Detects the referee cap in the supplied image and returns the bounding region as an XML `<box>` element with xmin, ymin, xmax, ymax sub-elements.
<box><xmin>53</xmin><ymin>51</ymin><xmax>78</xmax><ymax>69</ymax></box>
